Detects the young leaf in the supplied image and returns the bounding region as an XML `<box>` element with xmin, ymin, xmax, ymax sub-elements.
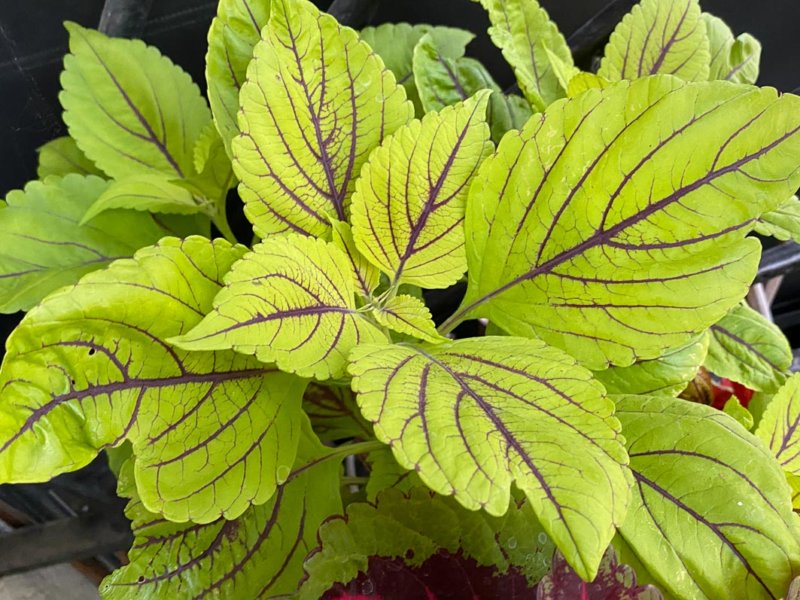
<box><xmin>566</xmin><ymin>72</ymin><xmax>611</xmax><ymax>97</ymax></box>
<box><xmin>233</xmin><ymin>0</ymin><xmax>413</xmax><ymax>238</ymax></box>
<box><xmin>722</xmin><ymin>396</ymin><xmax>754</xmax><ymax>430</ymax></box>
<box><xmin>36</xmin><ymin>136</ymin><xmax>102</xmax><ymax>178</ymax></box>
<box><xmin>301</xmin><ymin>487</ymin><xmax>554</xmax><ymax>599</ymax></box>
<box><xmin>102</xmin><ymin>425</ymin><xmax>342</xmax><ymax>599</ymax></box>
<box><xmin>172</xmin><ymin>235</ymin><xmax>387</xmax><ymax>379</ymax></box>
<box><xmin>373</xmin><ymin>295</ymin><xmax>445</xmax><ymax>344</ymax></box>
<box><xmin>756</xmin><ymin>374</ymin><xmax>800</xmax><ymax>476</ymax></box>
<box><xmin>537</xmin><ymin>546</ymin><xmax>663</xmax><ymax>600</ymax></box>
<box><xmin>191</xmin><ymin>120</ymin><xmax>235</xmax><ymax>196</ymax></box>
<box><xmin>704</xmin><ymin>13</ymin><xmax>761</xmax><ymax>84</ymax></box>
<box><xmin>412</xmin><ymin>33</ymin><xmax>531</xmax><ymax>143</ymax></box>
<box><xmin>473</xmin><ymin>0</ymin><xmax>573</xmax><ymax>111</ymax></box>
<box><xmin>0</xmin><ymin>237</ymin><xmax>306</xmax><ymax>523</ymax></box>
<box><xmin>451</xmin><ymin>77</ymin><xmax>800</xmax><ymax>368</ymax></box>
<box><xmin>705</xmin><ymin>303</ymin><xmax>792</xmax><ymax>393</ymax></box>
<box><xmin>80</xmin><ymin>174</ymin><xmax>211</xmax><ymax>223</ymax></box>
<box><xmin>360</xmin><ymin>23</ymin><xmax>473</xmax><ymax>114</ymax></box>
<box><xmin>0</xmin><ymin>175</ymin><xmax>200</xmax><ymax>314</ymax></box>
<box><xmin>303</xmin><ymin>382</ymin><xmax>373</xmax><ymax>442</ymax></box>
<box><xmin>349</xmin><ymin>336</ymin><xmax>631</xmax><ymax>581</ymax></box>
<box><xmin>331</xmin><ymin>220</ymin><xmax>381</xmax><ymax>300</ymax></box>
<box><xmin>351</xmin><ymin>93</ymin><xmax>492</xmax><ymax>289</ymax></box>
<box><xmin>756</xmin><ymin>196</ymin><xmax>800</xmax><ymax>244</ymax></box>
<box><xmin>616</xmin><ymin>395</ymin><xmax>800</xmax><ymax>599</ymax></box>
<box><xmin>598</xmin><ymin>0</ymin><xmax>710</xmax><ymax>82</ymax></box>
<box><xmin>592</xmin><ymin>334</ymin><xmax>709</xmax><ymax>396</ymax></box>
<box><xmin>61</xmin><ymin>23</ymin><xmax>211</xmax><ymax>180</ymax></box>
<box><xmin>205</xmin><ymin>0</ymin><xmax>271</xmax><ymax>156</ymax></box>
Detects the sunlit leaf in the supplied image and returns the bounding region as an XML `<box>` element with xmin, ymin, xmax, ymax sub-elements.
<box><xmin>0</xmin><ymin>175</ymin><xmax>201</xmax><ymax>314</ymax></box>
<box><xmin>61</xmin><ymin>23</ymin><xmax>210</xmax><ymax>180</ymax></box>
<box><xmin>453</xmin><ymin>77</ymin><xmax>800</xmax><ymax>368</ymax></box>
<box><xmin>599</xmin><ymin>0</ymin><xmax>710</xmax><ymax>82</ymax></box>
<box><xmin>301</xmin><ymin>487</ymin><xmax>554</xmax><ymax>600</ymax></box>
<box><xmin>351</xmin><ymin>93</ymin><xmax>492</xmax><ymax>289</ymax></box>
<box><xmin>373</xmin><ymin>295</ymin><xmax>445</xmax><ymax>344</ymax></box>
<box><xmin>349</xmin><ymin>336</ymin><xmax>630</xmax><ymax>580</ymax></box>
<box><xmin>616</xmin><ymin>395</ymin><xmax>800</xmax><ymax>599</ymax></box>
<box><xmin>704</xmin><ymin>12</ymin><xmax>761</xmax><ymax>84</ymax></box>
<box><xmin>101</xmin><ymin>424</ymin><xmax>342</xmax><ymax>599</ymax></box>
<box><xmin>473</xmin><ymin>0</ymin><xmax>572</xmax><ymax>110</ymax></box>
<box><xmin>412</xmin><ymin>33</ymin><xmax>531</xmax><ymax>143</ymax></box>
<box><xmin>36</xmin><ymin>136</ymin><xmax>102</xmax><ymax>179</ymax></box>
<box><xmin>206</xmin><ymin>0</ymin><xmax>271</xmax><ymax>156</ymax></box>
<box><xmin>756</xmin><ymin>195</ymin><xmax>800</xmax><ymax>244</ymax></box>
<box><xmin>233</xmin><ymin>0</ymin><xmax>413</xmax><ymax>238</ymax></box>
<box><xmin>0</xmin><ymin>237</ymin><xmax>306</xmax><ymax>523</ymax></box>
<box><xmin>756</xmin><ymin>374</ymin><xmax>800</xmax><ymax>476</ymax></box>
<box><xmin>593</xmin><ymin>334</ymin><xmax>708</xmax><ymax>396</ymax></box>
<box><xmin>705</xmin><ymin>303</ymin><xmax>792</xmax><ymax>393</ymax></box>
<box><xmin>566</xmin><ymin>72</ymin><xmax>611</xmax><ymax>97</ymax></box>
<box><xmin>172</xmin><ymin>235</ymin><xmax>387</xmax><ymax>379</ymax></box>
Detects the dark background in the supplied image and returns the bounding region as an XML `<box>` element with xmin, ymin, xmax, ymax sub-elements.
<box><xmin>1</xmin><ymin>0</ymin><xmax>799</xmax><ymax>349</ymax></box>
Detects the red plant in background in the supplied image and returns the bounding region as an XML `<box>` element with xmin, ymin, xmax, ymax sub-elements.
<box><xmin>712</xmin><ymin>378</ymin><xmax>754</xmax><ymax>410</ymax></box>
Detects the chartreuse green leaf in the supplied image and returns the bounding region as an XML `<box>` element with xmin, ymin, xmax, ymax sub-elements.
<box><xmin>36</xmin><ymin>136</ymin><xmax>102</xmax><ymax>178</ymax></box>
<box><xmin>80</xmin><ymin>175</ymin><xmax>212</xmax><ymax>223</ymax></box>
<box><xmin>233</xmin><ymin>0</ymin><xmax>413</xmax><ymax>238</ymax></box>
<box><xmin>723</xmin><ymin>396</ymin><xmax>754</xmax><ymax>430</ymax></box>
<box><xmin>593</xmin><ymin>334</ymin><xmax>708</xmax><ymax>396</ymax></box>
<box><xmin>0</xmin><ymin>237</ymin><xmax>307</xmax><ymax>523</ymax></box>
<box><xmin>616</xmin><ymin>395</ymin><xmax>800</xmax><ymax>600</ymax></box>
<box><xmin>302</xmin><ymin>382</ymin><xmax>373</xmax><ymax>442</ymax></box>
<box><xmin>412</xmin><ymin>33</ymin><xmax>531</xmax><ymax>144</ymax></box>
<box><xmin>757</xmin><ymin>196</ymin><xmax>800</xmax><ymax>244</ymax></box>
<box><xmin>598</xmin><ymin>0</ymin><xmax>709</xmax><ymax>82</ymax></box>
<box><xmin>473</xmin><ymin>0</ymin><xmax>573</xmax><ymax>111</ymax></box>
<box><xmin>61</xmin><ymin>23</ymin><xmax>210</xmax><ymax>181</ymax></box>
<box><xmin>704</xmin><ymin>13</ymin><xmax>761</xmax><ymax>84</ymax></box>
<box><xmin>360</xmin><ymin>23</ymin><xmax>473</xmax><ymax>114</ymax></box>
<box><xmin>566</xmin><ymin>72</ymin><xmax>611</xmax><ymax>97</ymax></box>
<box><xmin>374</xmin><ymin>295</ymin><xmax>445</xmax><ymax>344</ymax></box>
<box><xmin>191</xmin><ymin>120</ymin><xmax>235</xmax><ymax>198</ymax></box>
<box><xmin>102</xmin><ymin>421</ymin><xmax>342</xmax><ymax>599</ymax></box>
<box><xmin>756</xmin><ymin>374</ymin><xmax>800</xmax><ymax>476</ymax></box>
<box><xmin>206</xmin><ymin>0</ymin><xmax>271</xmax><ymax>156</ymax></box>
<box><xmin>0</xmin><ymin>175</ymin><xmax>200</xmax><ymax>314</ymax></box>
<box><xmin>705</xmin><ymin>303</ymin><xmax>792</xmax><ymax>392</ymax></box>
<box><xmin>449</xmin><ymin>77</ymin><xmax>800</xmax><ymax>368</ymax></box>
<box><xmin>300</xmin><ymin>487</ymin><xmax>555</xmax><ymax>599</ymax></box>
<box><xmin>172</xmin><ymin>235</ymin><xmax>387</xmax><ymax>379</ymax></box>
<box><xmin>331</xmin><ymin>220</ymin><xmax>381</xmax><ymax>300</ymax></box>
<box><xmin>351</xmin><ymin>93</ymin><xmax>492</xmax><ymax>289</ymax></box>
<box><xmin>349</xmin><ymin>336</ymin><xmax>631</xmax><ymax>580</ymax></box>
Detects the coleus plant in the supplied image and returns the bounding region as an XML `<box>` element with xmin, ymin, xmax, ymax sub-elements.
<box><xmin>0</xmin><ymin>0</ymin><xmax>799</xmax><ymax>597</ymax></box>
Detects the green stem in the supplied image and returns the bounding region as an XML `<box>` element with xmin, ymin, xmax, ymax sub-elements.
<box><xmin>214</xmin><ymin>210</ymin><xmax>238</xmax><ymax>245</ymax></box>
<box><xmin>437</xmin><ymin>305</ymin><xmax>471</xmax><ymax>335</ymax></box>
<box><xmin>340</xmin><ymin>476</ymin><xmax>369</xmax><ymax>486</ymax></box>
<box><xmin>286</xmin><ymin>439</ymin><xmax>385</xmax><ymax>484</ymax></box>
<box><xmin>213</xmin><ymin>173</ymin><xmax>238</xmax><ymax>245</ymax></box>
